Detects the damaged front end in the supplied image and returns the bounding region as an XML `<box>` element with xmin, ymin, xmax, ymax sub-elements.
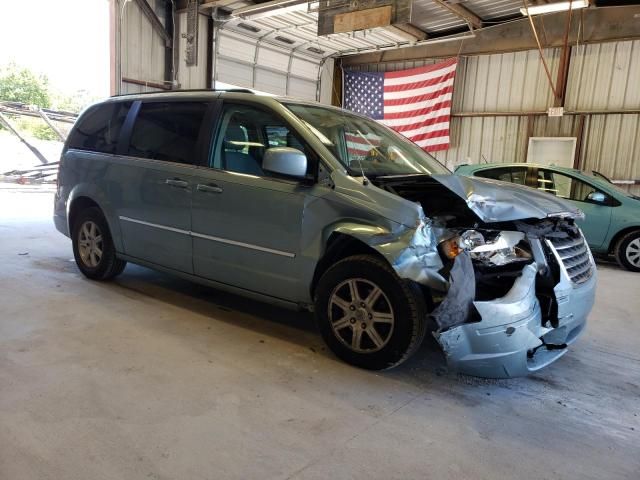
<box><xmin>371</xmin><ymin>174</ymin><xmax>597</xmax><ymax>378</ymax></box>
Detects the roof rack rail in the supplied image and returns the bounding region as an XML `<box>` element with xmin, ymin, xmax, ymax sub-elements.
<box><xmin>111</xmin><ymin>88</ymin><xmax>255</xmax><ymax>97</ymax></box>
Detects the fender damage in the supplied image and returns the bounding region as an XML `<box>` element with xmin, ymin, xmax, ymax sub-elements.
<box><xmin>361</xmin><ymin>174</ymin><xmax>597</xmax><ymax>378</ymax></box>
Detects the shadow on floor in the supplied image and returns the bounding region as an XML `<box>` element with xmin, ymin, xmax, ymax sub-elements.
<box><xmin>99</xmin><ymin>263</ymin><xmax>454</xmax><ymax>383</ymax></box>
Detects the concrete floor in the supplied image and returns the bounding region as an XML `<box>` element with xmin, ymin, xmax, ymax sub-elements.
<box><xmin>1</xmin><ymin>187</ymin><xmax>639</xmax><ymax>480</ymax></box>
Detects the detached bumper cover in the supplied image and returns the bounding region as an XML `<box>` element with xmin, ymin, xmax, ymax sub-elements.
<box><xmin>436</xmin><ymin>263</ymin><xmax>596</xmax><ymax>378</ymax></box>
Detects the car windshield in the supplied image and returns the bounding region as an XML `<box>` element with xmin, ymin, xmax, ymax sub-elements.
<box><xmin>285</xmin><ymin>103</ymin><xmax>450</xmax><ymax>177</ymax></box>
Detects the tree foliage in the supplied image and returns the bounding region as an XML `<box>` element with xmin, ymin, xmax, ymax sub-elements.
<box><xmin>0</xmin><ymin>63</ymin><xmax>51</xmax><ymax>107</ymax></box>
<box><xmin>53</xmin><ymin>89</ymin><xmax>100</xmax><ymax>114</ymax></box>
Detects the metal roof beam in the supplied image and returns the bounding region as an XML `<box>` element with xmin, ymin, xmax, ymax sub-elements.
<box><xmin>134</xmin><ymin>0</ymin><xmax>172</xmax><ymax>46</ymax></box>
<box><xmin>432</xmin><ymin>0</ymin><xmax>483</xmax><ymax>29</ymax></box>
<box><xmin>383</xmin><ymin>23</ymin><xmax>428</xmax><ymax>42</ymax></box>
<box><xmin>200</xmin><ymin>0</ymin><xmax>245</xmax><ymax>7</ymax></box>
<box><xmin>341</xmin><ymin>5</ymin><xmax>640</xmax><ymax>65</ymax></box>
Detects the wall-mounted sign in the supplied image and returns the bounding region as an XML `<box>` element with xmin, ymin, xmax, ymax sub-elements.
<box><xmin>548</xmin><ymin>106</ymin><xmax>564</xmax><ymax>117</ymax></box>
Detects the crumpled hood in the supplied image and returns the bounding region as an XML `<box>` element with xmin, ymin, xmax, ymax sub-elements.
<box><xmin>432</xmin><ymin>174</ymin><xmax>582</xmax><ymax>223</ymax></box>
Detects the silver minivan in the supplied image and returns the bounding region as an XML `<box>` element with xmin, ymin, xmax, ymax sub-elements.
<box><xmin>54</xmin><ymin>90</ymin><xmax>596</xmax><ymax>378</ymax></box>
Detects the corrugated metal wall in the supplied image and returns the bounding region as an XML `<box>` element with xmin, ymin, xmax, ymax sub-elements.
<box><xmin>347</xmin><ymin>40</ymin><xmax>640</xmax><ymax>195</ymax></box>
<box><xmin>119</xmin><ymin>0</ymin><xmax>167</xmax><ymax>94</ymax></box>
<box><xmin>582</xmin><ymin>114</ymin><xmax>640</xmax><ymax>184</ymax></box>
<box><xmin>119</xmin><ymin>4</ymin><xmax>210</xmax><ymax>93</ymax></box>
<box><xmin>432</xmin><ymin>116</ymin><xmax>529</xmax><ymax>167</ymax></box>
<box><xmin>118</xmin><ymin>3</ymin><xmax>325</xmax><ymax>100</ymax></box>
<box><xmin>454</xmin><ymin>49</ymin><xmax>561</xmax><ymax>112</ymax></box>
<box><xmin>566</xmin><ymin>41</ymin><xmax>640</xmax><ymax>110</ymax></box>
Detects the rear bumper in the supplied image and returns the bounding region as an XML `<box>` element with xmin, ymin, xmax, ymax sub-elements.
<box><xmin>53</xmin><ymin>191</ymin><xmax>69</xmax><ymax>237</ymax></box>
<box><xmin>436</xmin><ymin>263</ymin><xmax>596</xmax><ymax>378</ymax></box>
<box><xmin>54</xmin><ymin>213</ymin><xmax>69</xmax><ymax>237</ymax></box>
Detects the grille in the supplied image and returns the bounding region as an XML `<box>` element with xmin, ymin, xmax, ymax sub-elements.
<box><xmin>547</xmin><ymin>234</ymin><xmax>594</xmax><ymax>284</ymax></box>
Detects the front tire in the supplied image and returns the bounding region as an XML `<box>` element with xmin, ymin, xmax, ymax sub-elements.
<box><xmin>314</xmin><ymin>254</ymin><xmax>428</xmax><ymax>370</ymax></box>
<box><xmin>72</xmin><ymin>207</ymin><xmax>126</xmax><ymax>280</ymax></box>
<box><xmin>615</xmin><ymin>230</ymin><xmax>640</xmax><ymax>272</ymax></box>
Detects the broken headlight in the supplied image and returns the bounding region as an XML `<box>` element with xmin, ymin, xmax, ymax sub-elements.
<box><xmin>440</xmin><ymin>230</ymin><xmax>532</xmax><ymax>266</ymax></box>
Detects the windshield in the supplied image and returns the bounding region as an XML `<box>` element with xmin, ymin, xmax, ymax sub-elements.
<box><xmin>285</xmin><ymin>103</ymin><xmax>450</xmax><ymax>177</ymax></box>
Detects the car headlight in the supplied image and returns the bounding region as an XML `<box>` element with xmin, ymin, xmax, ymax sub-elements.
<box><xmin>440</xmin><ymin>230</ymin><xmax>532</xmax><ymax>266</ymax></box>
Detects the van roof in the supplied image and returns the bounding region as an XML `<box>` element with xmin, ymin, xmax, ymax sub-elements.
<box><xmin>112</xmin><ymin>88</ymin><xmax>255</xmax><ymax>98</ymax></box>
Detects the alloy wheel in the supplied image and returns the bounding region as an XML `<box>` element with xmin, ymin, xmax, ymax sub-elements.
<box><xmin>626</xmin><ymin>238</ymin><xmax>640</xmax><ymax>268</ymax></box>
<box><xmin>78</xmin><ymin>220</ymin><xmax>103</xmax><ymax>268</ymax></box>
<box><xmin>328</xmin><ymin>278</ymin><xmax>395</xmax><ymax>353</ymax></box>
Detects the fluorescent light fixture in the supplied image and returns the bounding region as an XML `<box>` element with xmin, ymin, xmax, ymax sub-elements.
<box><xmin>520</xmin><ymin>1</ymin><xmax>588</xmax><ymax>16</ymax></box>
<box><xmin>232</xmin><ymin>0</ymin><xmax>313</xmax><ymax>20</ymax></box>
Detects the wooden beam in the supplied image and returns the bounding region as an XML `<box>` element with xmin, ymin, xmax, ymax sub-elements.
<box><xmin>573</xmin><ymin>114</ymin><xmax>586</xmax><ymax>170</ymax></box>
<box><xmin>432</xmin><ymin>0</ymin><xmax>483</xmax><ymax>29</ymax></box>
<box><xmin>334</xmin><ymin>5</ymin><xmax>393</xmax><ymax>34</ymax></box>
<box><xmin>134</xmin><ymin>0</ymin><xmax>172</xmax><ymax>47</ymax></box>
<box><xmin>332</xmin><ymin>60</ymin><xmax>343</xmax><ymax>107</ymax></box>
<box><xmin>109</xmin><ymin>0</ymin><xmax>118</xmax><ymax>96</ymax></box>
<box><xmin>206</xmin><ymin>16</ymin><xmax>214</xmax><ymax>88</ymax></box>
<box><xmin>525</xmin><ymin>114</ymin><xmax>535</xmax><ymax>161</ymax></box>
<box><xmin>554</xmin><ymin>7</ymin><xmax>574</xmax><ymax>106</ymax></box>
<box><xmin>36</xmin><ymin>109</ymin><xmax>66</xmax><ymax>141</ymax></box>
<box><xmin>450</xmin><ymin>109</ymin><xmax>640</xmax><ymax>117</ymax></box>
<box><xmin>164</xmin><ymin>0</ymin><xmax>175</xmax><ymax>87</ymax></box>
<box><xmin>121</xmin><ymin>77</ymin><xmax>171</xmax><ymax>90</ymax></box>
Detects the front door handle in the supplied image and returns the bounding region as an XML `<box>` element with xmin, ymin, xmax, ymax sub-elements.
<box><xmin>197</xmin><ymin>183</ymin><xmax>223</xmax><ymax>194</ymax></box>
<box><xmin>165</xmin><ymin>178</ymin><xmax>189</xmax><ymax>188</ymax></box>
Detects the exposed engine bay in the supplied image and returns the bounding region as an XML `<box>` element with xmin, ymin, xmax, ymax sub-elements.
<box><xmin>369</xmin><ymin>174</ymin><xmax>595</xmax><ymax>378</ymax></box>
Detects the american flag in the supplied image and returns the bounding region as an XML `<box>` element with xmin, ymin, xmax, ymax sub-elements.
<box><xmin>343</xmin><ymin>58</ymin><xmax>457</xmax><ymax>152</ymax></box>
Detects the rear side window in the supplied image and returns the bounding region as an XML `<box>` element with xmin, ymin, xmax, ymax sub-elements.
<box><xmin>476</xmin><ymin>167</ymin><xmax>528</xmax><ymax>185</ymax></box>
<box><xmin>127</xmin><ymin>101</ymin><xmax>207</xmax><ymax>164</ymax></box>
<box><xmin>67</xmin><ymin>102</ymin><xmax>131</xmax><ymax>154</ymax></box>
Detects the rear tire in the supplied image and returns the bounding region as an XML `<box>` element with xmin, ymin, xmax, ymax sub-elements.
<box><xmin>614</xmin><ymin>230</ymin><xmax>640</xmax><ymax>272</ymax></box>
<box><xmin>314</xmin><ymin>254</ymin><xmax>428</xmax><ymax>370</ymax></box>
<box><xmin>72</xmin><ymin>207</ymin><xmax>127</xmax><ymax>280</ymax></box>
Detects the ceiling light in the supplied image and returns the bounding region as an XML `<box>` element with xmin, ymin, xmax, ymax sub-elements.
<box><xmin>275</xmin><ymin>35</ymin><xmax>295</xmax><ymax>45</ymax></box>
<box><xmin>238</xmin><ymin>22</ymin><xmax>261</xmax><ymax>33</ymax></box>
<box><xmin>520</xmin><ymin>1</ymin><xmax>588</xmax><ymax>16</ymax></box>
<box><xmin>232</xmin><ymin>0</ymin><xmax>311</xmax><ymax>20</ymax></box>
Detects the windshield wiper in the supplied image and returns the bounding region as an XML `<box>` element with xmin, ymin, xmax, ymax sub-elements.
<box><xmin>375</xmin><ymin>173</ymin><xmax>433</xmax><ymax>180</ymax></box>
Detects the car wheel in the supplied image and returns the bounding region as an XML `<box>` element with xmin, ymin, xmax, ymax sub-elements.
<box><xmin>615</xmin><ymin>230</ymin><xmax>640</xmax><ymax>272</ymax></box>
<box><xmin>314</xmin><ymin>254</ymin><xmax>428</xmax><ymax>370</ymax></box>
<box><xmin>72</xmin><ymin>207</ymin><xmax>127</xmax><ymax>280</ymax></box>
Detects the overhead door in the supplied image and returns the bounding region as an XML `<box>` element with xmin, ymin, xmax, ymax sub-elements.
<box><xmin>214</xmin><ymin>30</ymin><xmax>320</xmax><ymax>100</ymax></box>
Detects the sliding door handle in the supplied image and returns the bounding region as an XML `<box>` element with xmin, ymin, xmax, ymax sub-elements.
<box><xmin>197</xmin><ymin>183</ymin><xmax>223</xmax><ymax>194</ymax></box>
<box><xmin>165</xmin><ymin>178</ymin><xmax>189</xmax><ymax>188</ymax></box>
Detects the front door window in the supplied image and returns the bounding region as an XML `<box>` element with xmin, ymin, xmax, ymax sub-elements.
<box><xmin>536</xmin><ymin>170</ymin><xmax>603</xmax><ymax>203</ymax></box>
<box><xmin>212</xmin><ymin>104</ymin><xmax>310</xmax><ymax>177</ymax></box>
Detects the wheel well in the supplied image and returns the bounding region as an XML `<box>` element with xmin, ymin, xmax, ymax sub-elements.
<box><xmin>68</xmin><ymin>196</ymin><xmax>100</xmax><ymax>232</ymax></box>
<box><xmin>310</xmin><ymin>233</ymin><xmax>382</xmax><ymax>298</ymax></box>
<box><xmin>608</xmin><ymin>227</ymin><xmax>640</xmax><ymax>253</ymax></box>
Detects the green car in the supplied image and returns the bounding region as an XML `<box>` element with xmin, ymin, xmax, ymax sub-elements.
<box><xmin>455</xmin><ymin>163</ymin><xmax>640</xmax><ymax>271</ymax></box>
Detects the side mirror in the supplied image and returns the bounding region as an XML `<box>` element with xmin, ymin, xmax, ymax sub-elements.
<box><xmin>587</xmin><ymin>191</ymin><xmax>606</xmax><ymax>203</ymax></box>
<box><xmin>263</xmin><ymin>147</ymin><xmax>307</xmax><ymax>179</ymax></box>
